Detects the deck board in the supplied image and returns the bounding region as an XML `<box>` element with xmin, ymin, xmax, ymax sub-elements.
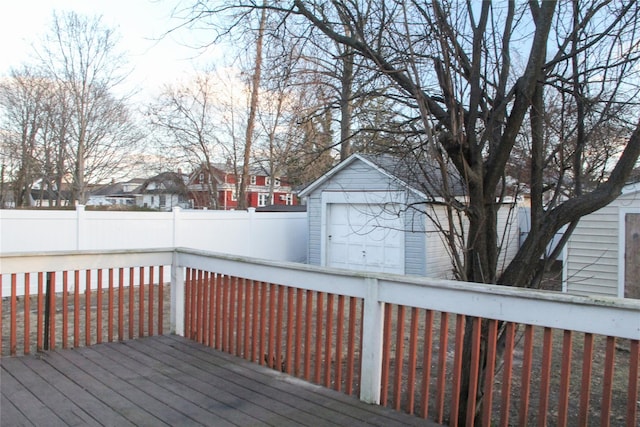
<box><xmin>1</xmin><ymin>335</ymin><xmax>438</xmax><ymax>427</ymax></box>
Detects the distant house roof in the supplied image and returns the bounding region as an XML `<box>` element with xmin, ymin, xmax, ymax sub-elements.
<box><xmin>255</xmin><ymin>204</ymin><xmax>307</xmax><ymax>212</ymax></box>
<box><xmin>298</xmin><ymin>153</ymin><xmax>467</xmax><ymax>199</ymax></box>
<box><xmin>139</xmin><ymin>172</ymin><xmax>189</xmax><ymax>195</ymax></box>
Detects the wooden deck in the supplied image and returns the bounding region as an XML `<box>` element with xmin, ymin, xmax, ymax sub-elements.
<box><xmin>1</xmin><ymin>335</ymin><xmax>437</xmax><ymax>426</ymax></box>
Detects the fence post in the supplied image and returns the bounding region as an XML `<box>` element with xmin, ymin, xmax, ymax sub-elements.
<box><xmin>76</xmin><ymin>204</ymin><xmax>85</xmax><ymax>250</ymax></box>
<box><xmin>247</xmin><ymin>207</ymin><xmax>255</xmax><ymax>257</ymax></box>
<box><xmin>171</xmin><ymin>250</ymin><xmax>185</xmax><ymax>336</ymax></box>
<box><xmin>172</xmin><ymin>207</ymin><xmax>181</xmax><ymax>248</ymax></box>
<box><xmin>359</xmin><ymin>277</ymin><xmax>384</xmax><ymax>404</ymax></box>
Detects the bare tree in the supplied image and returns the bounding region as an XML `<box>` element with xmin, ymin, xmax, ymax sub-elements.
<box><xmin>38</xmin><ymin>11</ymin><xmax>139</xmax><ymax>204</ymax></box>
<box><xmin>0</xmin><ymin>67</ymin><xmax>51</xmax><ymax>207</ymax></box>
<box><xmin>148</xmin><ymin>72</ymin><xmax>225</xmax><ymax>209</ymax></box>
<box><xmin>180</xmin><ymin>1</ymin><xmax>640</xmax><ymax>422</ymax></box>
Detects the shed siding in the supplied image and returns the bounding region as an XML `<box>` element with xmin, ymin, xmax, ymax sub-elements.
<box><xmin>305</xmin><ymin>161</ymin><xmax>426</xmax><ymax>275</ymax></box>
<box><xmin>565</xmin><ymin>188</ymin><xmax>640</xmax><ymax>297</ymax></box>
<box><xmin>304</xmin><ymin>156</ymin><xmax>520</xmax><ymax>279</ymax></box>
<box><xmin>403</xmin><ymin>202</ymin><xmax>427</xmax><ymax>276</ymax></box>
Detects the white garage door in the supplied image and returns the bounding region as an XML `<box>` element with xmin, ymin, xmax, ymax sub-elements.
<box><xmin>326</xmin><ymin>203</ymin><xmax>404</xmax><ymax>274</ymax></box>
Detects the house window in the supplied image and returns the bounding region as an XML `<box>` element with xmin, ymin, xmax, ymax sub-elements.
<box><xmin>250</xmin><ymin>175</ymin><xmax>256</xmax><ymax>185</ymax></box>
<box><xmin>274</xmin><ymin>177</ymin><xmax>281</xmax><ymax>187</ymax></box>
<box><xmin>159</xmin><ymin>195</ymin><xmax>166</xmax><ymax>207</ymax></box>
<box><xmin>231</xmin><ymin>190</ymin><xmax>237</xmax><ymax>201</ymax></box>
<box><xmin>258</xmin><ymin>193</ymin><xmax>269</xmax><ymax>207</ymax></box>
<box><xmin>199</xmin><ymin>173</ymin><xmax>204</xmax><ymax>182</ymax></box>
<box><xmin>265</xmin><ymin>177</ymin><xmax>271</xmax><ymax>186</ymax></box>
<box><xmin>285</xmin><ymin>194</ymin><xmax>293</xmax><ymax>205</ymax></box>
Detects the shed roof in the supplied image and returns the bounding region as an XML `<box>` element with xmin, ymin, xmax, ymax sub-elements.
<box><xmin>298</xmin><ymin>153</ymin><xmax>467</xmax><ymax>199</ymax></box>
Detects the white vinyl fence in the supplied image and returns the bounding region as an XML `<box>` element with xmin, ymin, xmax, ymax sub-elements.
<box><xmin>0</xmin><ymin>206</ymin><xmax>307</xmax><ymax>262</ymax></box>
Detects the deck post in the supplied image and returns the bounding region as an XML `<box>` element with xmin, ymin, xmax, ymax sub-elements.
<box><xmin>171</xmin><ymin>251</ymin><xmax>185</xmax><ymax>336</ymax></box>
<box><xmin>359</xmin><ymin>277</ymin><xmax>384</xmax><ymax>404</ymax></box>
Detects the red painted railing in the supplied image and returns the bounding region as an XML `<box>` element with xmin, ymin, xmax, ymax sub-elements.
<box><xmin>1</xmin><ymin>266</ymin><xmax>167</xmax><ymax>357</ymax></box>
<box><xmin>179</xmin><ymin>260</ymin><xmax>639</xmax><ymax>426</ymax></box>
<box><xmin>1</xmin><ymin>249</ymin><xmax>638</xmax><ymax>426</ymax></box>
<box><xmin>376</xmin><ymin>305</ymin><xmax>639</xmax><ymax>426</ymax></box>
<box><xmin>182</xmin><ymin>268</ymin><xmax>364</xmax><ymax>395</ymax></box>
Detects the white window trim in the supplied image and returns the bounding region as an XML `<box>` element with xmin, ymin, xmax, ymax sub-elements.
<box><xmin>258</xmin><ymin>193</ymin><xmax>269</xmax><ymax>207</ymax></box>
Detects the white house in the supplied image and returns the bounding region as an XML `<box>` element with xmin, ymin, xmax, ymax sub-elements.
<box><xmin>298</xmin><ymin>153</ymin><xmax>520</xmax><ymax>278</ymax></box>
<box><xmin>563</xmin><ymin>181</ymin><xmax>640</xmax><ymax>298</ymax></box>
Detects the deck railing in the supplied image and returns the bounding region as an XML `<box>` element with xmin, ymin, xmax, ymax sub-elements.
<box><xmin>2</xmin><ymin>248</ymin><xmax>639</xmax><ymax>426</ymax></box>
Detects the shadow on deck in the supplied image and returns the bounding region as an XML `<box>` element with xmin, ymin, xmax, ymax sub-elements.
<box><xmin>0</xmin><ymin>335</ymin><xmax>437</xmax><ymax>426</ymax></box>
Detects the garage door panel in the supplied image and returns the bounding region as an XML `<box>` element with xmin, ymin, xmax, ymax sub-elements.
<box><xmin>327</xmin><ymin>203</ymin><xmax>404</xmax><ymax>274</ymax></box>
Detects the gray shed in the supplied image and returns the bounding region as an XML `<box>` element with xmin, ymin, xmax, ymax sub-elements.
<box><xmin>563</xmin><ymin>181</ymin><xmax>640</xmax><ymax>298</ymax></box>
<box><xmin>298</xmin><ymin>153</ymin><xmax>519</xmax><ymax>278</ymax></box>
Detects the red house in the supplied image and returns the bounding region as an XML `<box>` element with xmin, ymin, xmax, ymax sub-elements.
<box><xmin>188</xmin><ymin>163</ymin><xmax>297</xmax><ymax>210</ymax></box>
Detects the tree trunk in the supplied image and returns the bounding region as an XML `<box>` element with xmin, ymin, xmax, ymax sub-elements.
<box><xmin>238</xmin><ymin>3</ymin><xmax>267</xmax><ymax>210</ymax></box>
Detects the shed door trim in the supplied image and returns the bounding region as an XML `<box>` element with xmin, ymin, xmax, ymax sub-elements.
<box><xmin>320</xmin><ymin>191</ymin><xmax>406</xmax><ymax>273</ymax></box>
<box><xmin>619</xmin><ymin>206</ymin><xmax>640</xmax><ymax>298</ymax></box>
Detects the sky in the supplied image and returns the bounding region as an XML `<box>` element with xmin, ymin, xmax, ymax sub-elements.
<box><xmin>0</xmin><ymin>0</ymin><xmax>223</xmax><ymax>101</ymax></box>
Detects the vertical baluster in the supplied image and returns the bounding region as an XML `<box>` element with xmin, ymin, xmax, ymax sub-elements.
<box><xmin>481</xmin><ymin>319</ymin><xmax>499</xmax><ymax>426</ymax></box>
<box><xmin>421</xmin><ymin>309</ymin><xmax>435</xmax><ymax>419</ymax></box>
<box><xmin>96</xmin><ymin>269</ymin><xmax>103</xmax><ymax>344</ymax></box>
<box><xmin>251</xmin><ymin>280</ymin><xmax>260</xmax><ymax>362</ymax></box>
<box><xmin>235</xmin><ymin>277</ymin><xmax>243</xmax><ymax>356</ymax></box>
<box><xmin>73</xmin><ymin>271</ymin><xmax>79</xmax><ymax>347</ymax></box>
<box><xmin>435</xmin><ymin>312</ymin><xmax>449</xmax><ymax>424</ymax></box>
<box><xmin>148</xmin><ymin>266</ymin><xmax>154</xmax><ymax>337</ymax></box>
<box><xmin>393</xmin><ymin>305</ymin><xmax>406</xmax><ymax>411</ymax></box>
<box><xmin>466</xmin><ymin>316</ymin><xmax>483</xmax><ymax>427</ymax></box>
<box><xmin>518</xmin><ymin>324</ymin><xmax>535</xmax><ymax>426</ymax></box>
<box><xmin>345</xmin><ymin>296</ymin><xmax>358</xmax><ymax>395</ymax></box>
<box><xmin>38</xmin><ymin>272</ymin><xmax>45</xmax><ymax>352</ymax></box>
<box><xmin>538</xmin><ymin>327</ymin><xmax>554</xmax><ymax>425</ymax></box>
<box><xmin>201</xmin><ymin>270</ymin><xmax>209</xmax><ymax>346</ymax></box>
<box><xmin>215</xmin><ymin>274</ymin><xmax>223</xmax><ymax>350</ymax></box>
<box><xmin>48</xmin><ymin>272</ymin><xmax>56</xmax><ymax>350</ymax></box>
<box><xmin>323</xmin><ymin>293</ymin><xmax>334</xmax><ymax>387</ymax></box>
<box><xmin>118</xmin><ymin>268</ymin><xmax>124</xmax><ymax>341</ymax></box>
<box><xmin>314</xmin><ymin>291</ymin><xmax>324</xmax><ymax>384</ymax></box>
<box><xmin>61</xmin><ymin>271</ymin><xmax>68</xmax><ymax>349</ymax></box>
<box><xmin>196</xmin><ymin>269</ymin><xmax>203</xmax><ymax>342</ymax></box>
<box><xmin>10</xmin><ymin>274</ymin><xmax>17</xmax><ymax>356</ymax></box>
<box><xmin>286</xmin><ymin>287</ymin><xmax>296</xmax><ymax>375</ymax></box>
<box><xmin>600</xmin><ymin>336</ymin><xmax>616</xmax><ymax>427</ymax></box>
<box><xmin>228</xmin><ymin>276</ymin><xmax>236</xmax><ymax>353</ymax></box>
<box><xmin>259</xmin><ymin>281</ymin><xmax>267</xmax><ymax>364</ymax></box>
<box><xmin>450</xmin><ymin>314</ymin><xmax>466</xmax><ymax>425</ymax></box>
<box><xmin>222</xmin><ymin>275</ymin><xmax>229</xmax><ymax>352</ymax></box>
<box><xmin>406</xmin><ymin>307</ymin><xmax>419</xmax><ymax>414</ymax></box>
<box><xmin>128</xmin><ymin>267</ymin><xmax>135</xmax><ymax>340</ymax></box>
<box><xmin>108</xmin><ymin>268</ymin><xmax>114</xmax><ymax>342</ymax></box>
<box><xmin>295</xmin><ymin>288</ymin><xmax>304</xmax><ymax>376</ymax></box>
<box><xmin>24</xmin><ymin>273</ymin><xmax>31</xmax><ymax>355</ymax></box>
<box><xmin>244</xmin><ymin>279</ymin><xmax>252</xmax><ymax>360</ymax></box>
<box><xmin>275</xmin><ymin>285</ymin><xmax>285</xmax><ymax>370</ymax></box>
<box><xmin>138</xmin><ymin>267</ymin><xmax>145</xmax><ymax>338</ymax></box>
<box><xmin>158</xmin><ymin>266</ymin><xmax>164</xmax><ymax>335</ymax></box>
<box><xmin>381</xmin><ymin>303</ymin><xmax>393</xmax><ymax>406</ymax></box>
<box><xmin>499</xmin><ymin>322</ymin><xmax>516</xmax><ymax>427</ymax></box>
<box><xmin>627</xmin><ymin>340</ymin><xmax>639</xmax><ymax>427</ymax></box>
<box><xmin>85</xmin><ymin>270</ymin><xmax>91</xmax><ymax>346</ymax></box>
<box><xmin>557</xmin><ymin>330</ymin><xmax>573</xmax><ymax>427</ymax></box>
<box><xmin>208</xmin><ymin>272</ymin><xmax>216</xmax><ymax>347</ymax></box>
<box><xmin>334</xmin><ymin>294</ymin><xmax>345</xmax><ymax>391</ymax></box>
<box><xmin>267</xmin><ymin>283</ymin><xmax>276</xmax><ymax>366</ymax></box>
<box><xmin>304</xmin><ymin>289</ymin><xmax>313</xmax><ymax>380</ymax></box>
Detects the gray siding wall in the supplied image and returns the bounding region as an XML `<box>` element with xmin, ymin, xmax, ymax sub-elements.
<box><xmin>565</xmin><ymin>187</ymin><xmax>639</xmax><ymax>297</ymax></box>
<box><xmin>305</xmin><ymin>161</ymin><xmax>426</xmax><ymax>275</ymax></box>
